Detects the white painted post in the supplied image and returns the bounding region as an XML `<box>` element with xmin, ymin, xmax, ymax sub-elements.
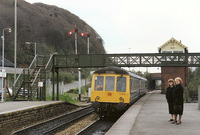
<box><xmin>88</xmin><ymin>88</ymin><xmax>91</xmax><ymax>97</ymax></box>
<box><xmin>198</xmin><ymin>85</ymin><xmax>200</xmax><ymax>109</ymax></box>
<box><xmin>78</xmin><ymin>68</ymin><xmax>81</xmax><ymax>101</ymax></box>
<box><xmin>0</xmin><ymin>78</ymin><xmax>3</xmax><ymax>102</ymax></box>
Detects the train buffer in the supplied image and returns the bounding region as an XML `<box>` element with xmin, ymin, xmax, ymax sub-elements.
<box><xmin>106</xmin><ymin>90</ymin><xmax>200</xmax><ymax>135</ymax></box>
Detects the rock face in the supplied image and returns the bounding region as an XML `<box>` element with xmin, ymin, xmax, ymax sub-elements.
<box><xmin>0</xmin><ymin>0</ymin><xmax>105</xmax><ymax>67</ymax></box>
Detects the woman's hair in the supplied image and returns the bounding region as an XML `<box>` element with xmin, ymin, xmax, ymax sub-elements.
<box><xmin>175</xmin><ymin>77</ymin><xmax>183</xmax><ymax>84</ymax></box>
<box><xmin>168</xmin><ymin>79</ymin><xmax>174</xmax><ymax>86</ymax></box>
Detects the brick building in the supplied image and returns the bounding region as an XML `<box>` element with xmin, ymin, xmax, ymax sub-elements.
<box><xmin>158</xmin><ymin>37</ymin><xmax>189</xmax><ymax>93</ymax></box>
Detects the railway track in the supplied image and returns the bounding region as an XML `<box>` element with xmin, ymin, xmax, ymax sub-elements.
<box><xmin>76</xmin><ymin>117</ymin><xmax>118</xmax><ymax>135</ymax></box>
<box><xmin>13</xmin><ymin>105</ymin><xmax>94</xmax><ymax>135</ymax></box>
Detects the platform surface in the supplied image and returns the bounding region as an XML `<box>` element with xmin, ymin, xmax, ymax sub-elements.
<box><xmin>0</xmin><ymin>101</ymin><xmax>62</xmax><ymax>115</ymax></box>
<box><xmin>106</xmin><ymin>90</ymin><xmax>200</xmax><ymax>135</ymax></box>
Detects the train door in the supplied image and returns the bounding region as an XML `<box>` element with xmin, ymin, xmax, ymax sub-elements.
<box><xmin>139</xmin><ymin>80</ymin><xmax>142</xmax><ymax>94</ymax></box>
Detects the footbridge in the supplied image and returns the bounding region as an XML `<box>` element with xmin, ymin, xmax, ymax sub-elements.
<box><xmin>12</xmin><ymin>53</ymin><xmax>200</xmax><ymax>101</ymax></box>
<box><xmin>53</xmin><ymin>53</ymin><xmax>200</xmax><ymax>68</ymax></box>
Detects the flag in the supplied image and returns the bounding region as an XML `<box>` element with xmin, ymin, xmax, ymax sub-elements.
<box><xmin>79</xmin><ymin>33</ymin><xmax>88</xmax><ymax>36</ymax></box>
<box><xmin>79</xmin><ymin>33</ymin><xmax>91</xmax><ymax>37</ymax></box>
<box><xmin>68</xmin><ymin>29</ymin><xmax>75</xmax><ymax>36</ymax></box>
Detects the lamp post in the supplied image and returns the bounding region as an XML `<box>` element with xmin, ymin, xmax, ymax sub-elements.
<box><xmin>25</xmin><ymin>42</ymin><xmax>37</xmax><ymax>67</ymax></box>
<box><xmin>25</xmin><ymin>42</ymin><xmax>37</xmax><ymax>57</ymax></box>
<box><xmin>14</xmin><ymin>0</ymin><xmax>17</xmax><ymax>84</ymax></box>
<box><xmin>1</xmin><ymin>28</ymin><xmax>11</xmax><ymax>102</ymax></box>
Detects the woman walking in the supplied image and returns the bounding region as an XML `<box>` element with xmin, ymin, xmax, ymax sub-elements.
<box><xmin>172</xmin><ymin>77</ymin><xmax>184</xmax><ymax>125</ymax></box>
<box><xmin>166</xmin><ymin>79</ymin><xmax>175</xmax><ymax>122</ymax></box>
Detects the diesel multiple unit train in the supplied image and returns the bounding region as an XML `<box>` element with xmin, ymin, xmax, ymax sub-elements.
<box><xmin>91</xmin><ymin>67</ymin><xmax>147</xmax><ymax>116</ymax></box>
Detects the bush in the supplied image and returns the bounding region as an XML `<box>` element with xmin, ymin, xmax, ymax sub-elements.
<box><xmin>63</xmin><ymin>72</ymin><xmax>75</xmax><ymax>83</ymax></box>
<box><xmin>67</xmin><ymin>87</ymin><xmax>89</xmax><ymax>94</ymax></box>
<box><xmin>46</xmin><ymin>93</ymin><xmax>77</xmax><ymax>103</ymax></box>
<box><xmin>51</xmin><ymin>71</ymin><xmax>75</xmax><ymax>83</ymax></box>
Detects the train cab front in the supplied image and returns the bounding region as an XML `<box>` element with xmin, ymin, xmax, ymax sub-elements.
<box><xmin>91</xmin><ymin>74</ymin><xmax>130</xmax><ymax>115</ymax></box>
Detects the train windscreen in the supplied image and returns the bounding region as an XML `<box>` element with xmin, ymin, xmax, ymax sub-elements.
<box><xmin>95</xmin><ymin>76</ymin><xmax>104</xmax><ymax>91</ymax></box>
<box><xmin>105</xmin><ymin>76</ymin><xmax>115</xmax><ymax>91</ymax></box>
<box><xmin>117</xmin><ymin>77</ymin><xmax>126</xmax><ymax>92</ymax></box>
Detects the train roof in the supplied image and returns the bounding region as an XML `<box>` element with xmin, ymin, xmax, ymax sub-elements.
<box><xmin>94</xmin><ymin>67</ymin><xmax>147</xmax><ymax>81</ymax></box>
<box><xmin>94</xmin><ymin>67</ymin><xmax>128</xmax><ymax>74</ymax></box>
<box><xmin>128</xmin><ymin>72</ymin><xmax>147</xmax><ymax>81</ymax></box>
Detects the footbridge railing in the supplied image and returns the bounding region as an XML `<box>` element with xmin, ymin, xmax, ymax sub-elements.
<box><xmin>52</xmin><ymin>53</ymin><xmax>200</xmax><ymax>68</ymax></box>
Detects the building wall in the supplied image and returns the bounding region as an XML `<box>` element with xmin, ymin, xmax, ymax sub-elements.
<box><xmin>161</xmin><ymin>67</ymin><xmax>188</xmax><ymax>94</ymax></box>
<box><xmin>161</xmin><ymin>43</ymin><xmax>185</xmax><ymax>53</ymax></box>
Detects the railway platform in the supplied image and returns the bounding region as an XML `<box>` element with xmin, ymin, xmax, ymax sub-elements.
<box><xmin>0</xmin><ymin>101</ymin><xmax>81</xmax><ymax>134</ymax></box>
<box><xmin>0</xmin><ymin>101</ymin><xmax>61</xmax><ymax>115</ymax></box>
<box><xmin>106</xmin><ymin>90</ymin><xmax>200</xmax><ymax>135</ymax></box>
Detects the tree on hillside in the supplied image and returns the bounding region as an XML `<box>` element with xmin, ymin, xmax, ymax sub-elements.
<box><xmin>0</xmin><ymin>0</ymin><xmax>105</xmax><ymax>67</ymax></box>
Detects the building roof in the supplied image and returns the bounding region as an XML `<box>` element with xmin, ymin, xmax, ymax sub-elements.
<box><xmin>158</xmin><ymin>37</ymin><xmax>188</xmax><ymax>51</ymax></box>
<box><xmin>0</xmin><ymin>56</ymin><xmax>14</xmax><ymax>67</ymax></box>
<box><xmin>3</xmin><ymin>67</ymin><xmax>23</xmax><ymax>74</ymax></box>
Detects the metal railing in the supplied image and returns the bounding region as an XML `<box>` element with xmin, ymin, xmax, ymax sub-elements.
<box><xmin>30</xmin><ymin>68</ymin><xmax>42</xmax><ymax>99</ymax></box>
<box><xmin>45</xmin><ymin>53</ymin><xmax>55</xmax><ymax>79</ymax></box>
<box><xmin>12</xmin><ymin>69</ymin><xmax>29</xmax><ymax>99</ymax></box>
<box><xmin>29</xmin><ymin>55</ymin><xmax>37</xmax><ymax>70</ymax></box>
<box><xmin>45</xmin><ymin>54</ymin><xmax>55</xmax><ymax>71</ymax></box>
<box><xmin>36</xmin><ymin>55</ymin><xmax>49</xmax><ymax>67</ymax></box>
<box><xmin>12</xmin><ymin>70</ymin><xmax>24</xmax><ymax>96</ymax></box>
<box><xmin>12</xmin><ymin>55</ymin><xmax>38</xmax><ymax>97</ymax></box>
<box><xmin>29</xmin><ymin>54</ymin><xmax>54</xmax><ymax>99</ymax></box>
<box><xmin>52</xmin><ymin>53</ymin><xmax>200</xmax><ymax>68</ymax></box>
<box><xmin>11</xmin><ymin>53</ymin><xmax>57</xmax><ymax>100</ymax></box>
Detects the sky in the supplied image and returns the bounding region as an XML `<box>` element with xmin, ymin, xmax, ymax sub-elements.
<box><xmin>25</xmin><ymin>0</ymin><xmax>200</xmax><ymax>72</ymax></box>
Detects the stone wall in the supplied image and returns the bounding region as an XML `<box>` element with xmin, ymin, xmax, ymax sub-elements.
<box><xmin>0</xmin><ymin>102</ymin><xmax>78</xmax><ymax>135</ymax></box>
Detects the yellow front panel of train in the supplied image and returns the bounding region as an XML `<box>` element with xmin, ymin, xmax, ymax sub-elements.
<box><xmin>91</xmin><ymin>73</ymin><xmax>130</xmax><ymax>103</ymax></box>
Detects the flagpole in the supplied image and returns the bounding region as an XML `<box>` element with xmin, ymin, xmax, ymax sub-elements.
<box><xmin>87</xmin><ymin>36</ymin><xmax>89</xmax><ymax>54</ymax></box>
<box><xmin>75</xmin><ymin>32</ymin><xmax>77</xmax><ymax>55</ymax></box>
<box><xmin>74</xmin><ymin>26</ymin><xmax>81</xmax><ymax>101</ymax></box>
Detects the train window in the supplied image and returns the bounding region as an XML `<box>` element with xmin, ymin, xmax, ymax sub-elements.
<box><xmin>95</xmin><ymin>76</ymin><xmax>104</xmax><ymax>91</ymax></box>
<box><xmin>117</xmin><ymin>77</ymin><xmax>126</xmax><ymax>92</ymax></box>
<box><xmin>105</xmin><ymin>76</ymin><xmax>115</xmax><ymax>91</ymax></box>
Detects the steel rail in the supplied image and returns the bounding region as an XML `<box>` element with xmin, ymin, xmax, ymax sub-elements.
<box><xmin>43</xmin><ymin>108</ymin><xmax>95</xmax><ymax>135</ymax></box>
<box><xmin>76</xmin><ymin>118</ymin><xmax>100</xmax><ymax>135</ymax></box>
<box><xmin>12</xmin><ymin>105</ymin><xmax>94</xmax><ymax>135</ymax></box>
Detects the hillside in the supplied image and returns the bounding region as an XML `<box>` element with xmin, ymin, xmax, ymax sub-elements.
<box><xmin>0</xmin><ymin>0</ymin><xmax>105</xmax><ymax>67</ymax></box>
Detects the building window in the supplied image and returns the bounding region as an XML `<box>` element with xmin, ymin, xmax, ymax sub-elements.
<box><xmin>173</xmin><ymin>51</ymin><xmax>183</xmax><ymax>53</ymax></box>
<box><xmin>162</xmin><ymin>51</ymin><xmax>172</xmax><ymax>53</ymax></box>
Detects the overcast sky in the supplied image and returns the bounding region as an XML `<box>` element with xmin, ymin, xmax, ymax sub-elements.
<box><xmin>25</xmin><ymin>0</ymin><xmax>200</xmax><ymax>72</ymax></box>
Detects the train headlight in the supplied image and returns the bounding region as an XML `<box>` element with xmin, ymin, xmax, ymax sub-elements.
<box><xmin>95</xmin><ymin>96</ymin><xmax>100</xmax><ymax>101</ymax></box>
<box><xmin>119</xmin><ymin>97</ymin><xmax>124</xmax><ymax>102</ymax></box>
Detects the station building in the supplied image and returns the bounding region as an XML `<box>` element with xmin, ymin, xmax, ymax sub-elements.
<box><xmin>158</xmin><ymin>37</ymin><xmax>189</xmax><ymax>94</ymax></box>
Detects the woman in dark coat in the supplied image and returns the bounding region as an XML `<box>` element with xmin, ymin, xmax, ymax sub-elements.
<box><xmin>166</xmin><ymin>79</ymin><xmax>175</xmax><ymax>122</ymax></box>
<box><xmin>172</xmin><ymin>77</ymin><xmax>184</xmax><ymax>125</ymax></box>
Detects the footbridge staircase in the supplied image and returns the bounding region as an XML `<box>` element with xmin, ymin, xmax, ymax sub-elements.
<box><xmin>12</xmin><ymin>54</ymin><xmax>54</xmax><ymax>101</ymax></box>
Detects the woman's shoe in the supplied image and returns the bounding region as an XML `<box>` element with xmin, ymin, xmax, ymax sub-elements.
<box><xmin>168</xmin><ymin>119</ymin><xmax>174</xmax><ymax>122</ymax></box>
<box><xmin>176</xmin><ymin>121</ymin><xmax>182</xmax><ymax>125</ymax></box>
<box><xmin>171</xmin><ymin>121</ymin><xmax>177</xmax><ymax>124</ymax></box>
